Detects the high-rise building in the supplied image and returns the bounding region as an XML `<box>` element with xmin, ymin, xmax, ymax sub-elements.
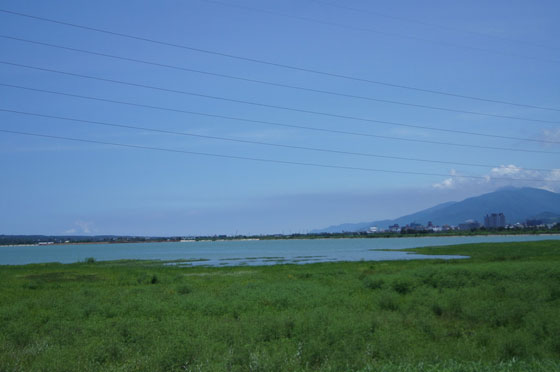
<box><xmin>484</xmin><ymin>213</ymin><xmax>506</xmax><ymax>228</ymax></box>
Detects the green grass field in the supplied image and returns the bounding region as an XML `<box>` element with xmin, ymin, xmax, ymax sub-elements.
<box><xmin>1</xmin><ymin>240</ymin><xmax>559</xmax><ymax>371</ymax></box>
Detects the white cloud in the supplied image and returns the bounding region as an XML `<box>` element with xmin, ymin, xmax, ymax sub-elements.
<box><xmin>546</xmin><ymin>169</ymin><xmax>560</xmax><ymax>181</ymax></box>
<box><xmin>433</xmin><ymin>177</ymin><xmax>455</xmax><ymax>189</ymax></box>
<box><xmin>65</xmin><ymin>220</ymin><xmax>96</xmax><ymax>235</ymax></box>
<box><xmin>432</xmin><ymin>164</ymin><xmax>560</xmax><ymax>192</ymax></box>
<box><xmin>433</xmin><ymin>169</ymin><xmax>468</xmax><ymax>190</ymax></box>
<box><xmin>542</xmin><ymin>128</ymin><xmax>560</xmax><ymax>144</ymax></box>
<box><xmin>490</xmin><ymin>164</ymin><xmax>521</xmax><ymax>176</ymax></box>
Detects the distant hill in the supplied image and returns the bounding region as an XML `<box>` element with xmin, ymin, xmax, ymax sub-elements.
<box><xmin>313</xmin><ymin>187</ymin><xmax>560</xmax><ymax>233</ymax></box>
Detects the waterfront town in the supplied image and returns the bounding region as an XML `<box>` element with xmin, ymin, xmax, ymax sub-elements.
<box><xmin>366</xmin><ymin>213</ymin><xmax>559</xmax><ymax>234</ymax></box>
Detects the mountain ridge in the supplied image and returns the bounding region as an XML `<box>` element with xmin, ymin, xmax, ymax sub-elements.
<box><xmin>313</xmin><ymin>187</ymin><xmax>560</xmax><ymax>233</ymax></box>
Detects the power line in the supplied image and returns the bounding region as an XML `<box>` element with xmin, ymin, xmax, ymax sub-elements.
<box><xmin>199</xmin><ymin>0</ymin><xmax>560</xmax><ymax>64</ymax></box>
<box><xmin>2</xmin><ymin>82</ymin><xmax>559</xmax><ymax>154</ymax></box>
<box><xmin>3</xmin><ymin>61</ymin><xmax>560</xmax><ymax>145</ymax></box>
<box><xmin>1</xmin><ymin>128</ymin><xmax>557</xmax><ymax>182</ymax></box>
<box><xmin>1</xmin><ymin>8</ymin><xmax>558</xmax><ymax>112</ymax></box>
<box><xmin>309</xmin><ymin>0</ymin><xmax>559</xmax><ymax>52</ymax></box>
<box><xmin>0</xmin><ymin>35</ymin><xmax>556</xmax><ymax>125</ymax></box>
<box><xmin>2</xmin><ymin>108</ymin><xmax>555</xmax><ymax>172</ymax></box>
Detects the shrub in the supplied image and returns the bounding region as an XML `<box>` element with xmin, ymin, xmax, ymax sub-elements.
<box><xmin>363</xmin><ymin>277</ymin><xmax>384</xmax><ymax>290</ymax></box>
<box><xmin>379</xmin><ymin>293</ymin><xmax>399</xmax><ymax>311</ymax></box>
<box><xmin>392</xmin><ymin>279</ymin><xmax>413</xmax><ymax>294</ymax></box>
<box><xmin>432</xmin><ymin>303</ymin><xmax>443</xmax><ymax>317</ymax></box>
<box><xmin>23</xmin><ymin>281</ymin><xmax>40</xmax><ymax>290</ymax></box>
<box><xmin>501</xmin><ymin>336</ymin><xmax>529</xmax><ymax>359</ymax></box>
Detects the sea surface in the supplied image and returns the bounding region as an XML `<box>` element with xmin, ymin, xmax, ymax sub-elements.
<box><xmin>1</xmin><ymin>235</ymin><xmax>558</xmax><ymax>266</ymax></box>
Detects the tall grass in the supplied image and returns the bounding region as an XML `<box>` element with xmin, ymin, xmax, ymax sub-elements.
<box><xmin>0</xmin><ymin>241</ymin><xmax>559</xmax><ymax>371</ymax></box>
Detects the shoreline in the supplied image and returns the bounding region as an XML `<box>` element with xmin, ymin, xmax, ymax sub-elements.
<box><xmin>1</xmin><ymin>237</ymin><xmax>559</xmax><ymax>266</ymax></box>
<box><xmin>1</xmin><ymin>233</ymin><xmax>560</xmax><ymax>247</ymax></box>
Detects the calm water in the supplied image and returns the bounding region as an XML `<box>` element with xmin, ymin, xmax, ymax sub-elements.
<box><xmin>1</xmin><ymin>235</ymin><xmax>558</xmax><ymax>266</ymax></box>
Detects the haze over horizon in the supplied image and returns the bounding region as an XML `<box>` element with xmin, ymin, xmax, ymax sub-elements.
<box><xmin>1</xmin><ymin>1</ymin><xmax>559</xmax><ymax>236</ymax></box>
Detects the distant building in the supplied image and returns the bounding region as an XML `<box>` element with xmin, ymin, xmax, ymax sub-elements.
<box><xmin>458</xmin><ymin>220</ymin><xmax>481</xmax><ymax>231</ymax></box>
<box><xmin>509</xmin><ymin>222</ymin><xmax>524</xmax><ymax>229</ymax></box>
<box><xmin>409</xmin><ymin>222</ymin><xmax>424</xmax><ymax>231</ymax></box>
<box><xmin>388</xmin><ymin>224</ymin><xmax>400</xmax><ymax>233</ymax></box>
<box><xmin>484</xmin><ymin>213</ymin><xmax>506</xmax><ymax>228</ymax></box>
<box><xmin>426</xmin><ymin>221</ymin><xmax>442</xmax><ymax>232</ymax></box>
<box><xmin>367</xmin><ymin>226</ymin><xmax>378</xmax><ymax>233</ymax></box>
<box><xmin>526</xmin><ymin>219</ymin><xmax>543</xmax><ymax>227</ymax></box>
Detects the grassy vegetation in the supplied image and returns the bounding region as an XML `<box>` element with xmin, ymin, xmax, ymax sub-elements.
<box><xmin>1</xmin><ymin>240</ymin><xmax>559</xmax><ymax>371</ymax></box>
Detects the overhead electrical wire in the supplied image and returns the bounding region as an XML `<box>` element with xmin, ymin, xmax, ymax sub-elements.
<box><xmin>199</xmin><ymin>0</ymin><xmax>560</xmax><ymax>64</ymax></box>
<box><xmin>309</xmin><ymin>0</ymin><xmax>560</xmax><ymax>52</ymax></box>
<box><xmin>1</xmin><ymin>128</ymin><xmax>557</xmax><ymax>182</ymax></box>
<box><xmin>0</xmin><ymin>35</ymin><xmax>556</xmax><ymax>125</ymax></box>
<box><xmin>1</xmin><ymin>8</ymin><xmax>559</xmax><ymax>112</ymax></box>
<box><xmin>2</xmin><ymin>82</ymin><xmax>558</xmax><ymax>155</ymax></box>
<box><xmin>2</xmin><ymin>108</ymin><xmax>556</xmax><ymax>172</ymax></box>
<box><xmin>2</xmin><ymin>62</ymin><xmax>560</xmax><ymax>145</ymax></box>
<box><xmin>1</xmin><ymin>7</ymin><xmax>557</xmax><ymax>220</ymax></box>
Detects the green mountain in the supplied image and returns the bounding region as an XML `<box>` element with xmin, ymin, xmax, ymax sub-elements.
<box><xmin>314</xmin><ymin>187</ymin><xmax>560</xmax><ymax>233</ymax></box>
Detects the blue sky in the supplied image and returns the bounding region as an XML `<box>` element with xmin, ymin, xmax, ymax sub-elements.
<box><xmin>1</xmin><ymin>0</ymin><xmax>559</xmax><ymax>235</ymax></box>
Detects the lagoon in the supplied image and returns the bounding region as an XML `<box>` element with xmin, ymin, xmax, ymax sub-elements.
<box><xmin>1</xmin><ymin>234</ymin><xmax>559</xmax><ymax>266</ymax></box>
